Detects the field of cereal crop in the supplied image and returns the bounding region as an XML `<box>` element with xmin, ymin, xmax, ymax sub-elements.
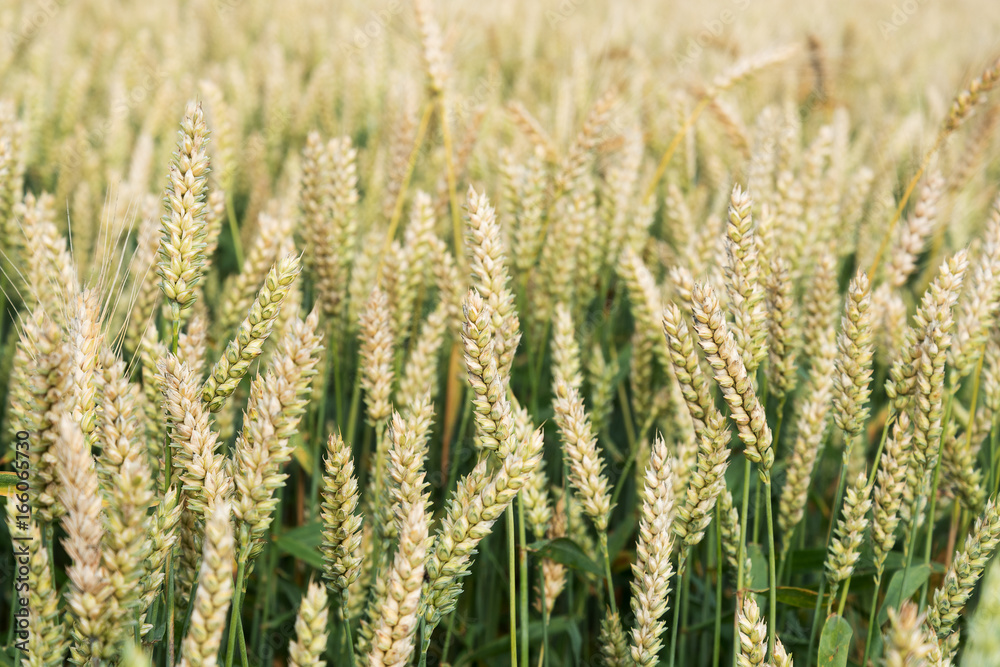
<box><xmin>1</xmin><ymin>1</ymin><xmax>1000</xmax><ymax>665</ymax></box>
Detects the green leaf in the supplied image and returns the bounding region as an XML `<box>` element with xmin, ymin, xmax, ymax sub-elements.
<box><xmin>455</xmin><ymin>616</ymin><xmax>576</xmax><ymax>665</ymax></box>
<box><xmin>856</xmin><ymin>547</ymin><xmax>905</xmax><ymax>575</ymax></box>
<box><xmin>818</xmin><ymin>614</ymin><xmax>852</xmax><ymax>667</ymax></box>
<box><xmin>272</xmin><ymin>521</ymin><xmax>324</xmax><ymax>570</ymax></box>
<box><xmin>748</xmin><ymin>544</ymin><xmax>768</xmax><ymax>592</ymax></box>
<box><xmin>786</xmin><ymin>548</ymin><xmax>827</xmax><ymax>573</ymax></box>
<box><xmin>280</xmin><ymin>521</ymin><xmax>323</xmax><ymax>545</ymax></box>
<box><xmin>0</xmin><ymin>472</ymin><xmax>21</xmax><ymax>498</ymax></box>
<box><xmin>607</xmin><ymin>508</ymin><xmax>637</xmax><ymax>560</ymax></box>
<box><xmin>774</xmin><ymin>586</ymin><xmax>831</xmax><ymax>609</ymax></box>
<box><xmin>879</xmin><ymin>564</ymin><xmax>931</xmax><ymax>625</ymax></box>
<box><xmin>532</xmin><ymin>537</ymin><xmax>604</xmax><ymax>577</ymax></box>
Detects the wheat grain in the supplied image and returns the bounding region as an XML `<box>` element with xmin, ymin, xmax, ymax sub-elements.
<box><xmin>886</xmin><ymin>171</ymin><xmax>944</xmax><ymax>289</ymax></box>
<box><xmin>422</xmin><ymin>422</ymin><xmax>543</xmax><ymax>631</ymax></box>
<box><xmin>674</xmin><ymin>408</ymin><xmax>730</xmax><ymax>550</ymax></box>
<box><xmin>159</xmin><ymin>353</ymin><xmax>231</xmax><ymax>517</ymax></box>
<box><xmin>6</xmin><ymin>516</ymin><xmax>66</xmax><ymax>667</ymax></box>
<box><xmin>718</xmin><ymin>488</ymin><xmax>752</xmax><ymax>577</ymax></box>
<box><xmin>288</xmin><ymin>580</ymin><xmax>329</xmax><ymax>667</ymax></box>
<box><xmin>629</xmin><ymin>435</ymin><xmax>677</xmax><ymax>667</ymax></box>
<box><xmin>462</xmin><ymin>289</ymin><xmax>517</xmax><ymax>455</ymax></box>
<box><xmin>929</xmin><ymin>498</ymin><xmax>1000</xmax><ymax>643</ymax></box>
<box><xmin>872</xmin><ymin>413</ymin><xmax>913</xmax><ymax>579</ymax></box>
<box><xmin>157</xmin><ymin>101</ymin><xmax>210</xmax><ymax>321</ymax></box>
<box><xmin>19</xmin><ymin>192</ymin><xmax>77</xmax><ymax>322</ymax></box>
<box><xmin>232</xmin><ymin>311</ymin><xmax>322</xmax><ymax>558</ymax></box>
<box><xmin>366</xmin><ymin>470</ymin><xmax>429</xmax><ymax>667</ymax></box>
<box><xmin>465</xmin><ymin>186</ymin><xmax>520</xmax><ymax>378</ymax></box>
<box><xmin>178</xmin><ymin>501</ymin><xmax>234</xmax><ymax>667</ymax></box>
<box><xmin>359</xmin><ymin>285</ymin><xmax>395</xmax><ymax>425</ymax></box>
<box><xmin>552</xmin><ymin>378</ymin><xmax>613</xmax><ymax>534</ymax></box>
<box><xmin>724</xmin><ymin>184</ymin><xmax>768</xmax><ymax>372</ymax></box>
<box><xmin>600</xmin><ymin>610</ymin><xmax>631</xmax><ymax>667</ymax></box>
<box><xmin>22</xmin><ymin>310</ymin><xmax>72</xmax><ymax>524</ymax></box>
<box><xmin>777</xmin><ymin>335</ymin><xmax>836</xmax><ymax>538</ymax></box>
<box><xmin>951</xmin><ymin>200</ymin><xmax>1000</xmax><ymax>378</ymax></box>
<box><xmin>219</xmin><ymin>211</ymin><xmax>294</xmax><ymax>334</ymax></box>
<box><xmin>736</xmin><ymin>596</ymin><xmax>767</xmax><ymax>667</ymax></box>
<box><xmin>765</xmin><ymin>256</ymin><xmax>799</xmax><ymax>398</ymax></box>
<box><xmin>883</xmin><ymin>602</ymin><xmax>937</xmax><ymax>667</ymax></box>
<box><xmin>55</xmin><ymin>416</ymin><xmax>116</xmax><ymax>664</ymax></box>
<box><xmin>825</xmin><ymin>471</ymin><xmax>872</xmax><ymax>592</ymax></box>
<box><xmin>692</xmin><ymin>281</ymin><xmax>773</xmax><ymax>478</ymax></box>
<box><xmin>202</xmin><ymin>252</ymin><xmax>302</xmax><ymax>412</ymax></box>
<box><xmin>320</xmin><ymin>432</ymin><xmax>364</xmax><ymax>601</ymax></box>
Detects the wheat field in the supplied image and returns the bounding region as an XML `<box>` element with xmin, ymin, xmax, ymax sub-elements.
<box><xmin>1</xmin><ymin>0</ymin><xmax>1000</xmax><ymax>666</ymax></box>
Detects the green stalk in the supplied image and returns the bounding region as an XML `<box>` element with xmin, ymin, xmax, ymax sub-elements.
<box><xmin>733</xmin><ymin>458</ymin><xmax>752</xmax><ymax>667</ymax></box>
<box><xmin>237</xmin><ymin>613</ymin><xmax>249</xmax><ymax>667</ymax></box>
<box><xmin>419</xmin><ymin>619</ymin><xmax>434</xmax><ymax>667</ymax></box>
<box><xmin>379</xmin><ymin>100</ymin><xmax>434</xmax><ymax>281</ymax></box>
<box><xmin>836</xmin><ymin>574</ymin><xmax>852</xmax><ymax>616</ymax></box>
<box><xmin>257</xmin><ymin>540</ymin><xmax>279</xmax><ymax>658</ymax></box>
<box><xmin>919</xmin><ymin>389</ymin><xmax>955</xmax><ymax>609</ymax></box>
<box><xmin>165</xmin><ymin>316</ymin><xmax>180</xmax><ymax>667</ymax></box>
<box><xmin>681</xmin><ymin>555</ymin><xmax>693</xmax><ymax>660</ymax></box>
<box><xmin>866</xmin><ymin>410</ymin><xmax>895</xmax><ymax>495</ymax></box>
<box><xmin>531</xmin><ymin>320</ymin><xmax>552</xmax><ymax>386</ymax></box>
<box><xmin>861</xmin><ymin>576</ymin><xmax>883</xmax><ymax>667</ymax></box>
<box><xmin>641</xmin><ymin>96</ymin><xmax>712</xmax><ymax>205</ymax></box>
<box><xmin>43</xmin><ymin>522</ymin><xmax>55</xmax><ymax>605</ymax></box>
<box><xmin>331</xmin><ymin>338</ymin><xmax>345</xmax><ymax>428</ymax></box>
<box><xmin>310</xmin><ymin>334</ymin><xmax>336</xmax><ymax>518</ymax></box>
<box><xmin>752</xmin><ymin>479</ymin><xmax>762</xmax><ymax>544</ymax></box>
<box><xmin>539</xmin><ymin>575</ymin><xmax>550</xmax><ymax>667</ymax></box>
<box><xmin>763</xmin><ymin>477</ymin><xmax>777</xmax><ymax>659</ymax></box>
<box><xmin>601</xmin><ymin>534</ymin><xmax>617</xmax><ymax>616</ymax></box>
<box><xmin>344</xmin><ymin>361</ymin><xmax>364</xmax><ymax>447</ymax></box>
<box><xmin>438</xmin><ymin>92</ymin><xmax>463</xmax><ymax>262</ymax></box>
<box><xmin>668</xmin><ymin>552</ymin><xmax>688</xmax><ymax>667</ymax></box>
<box><xmin>507</xmin><ymin>508</ymin><xmax>518</xmax><ymax>667</ymax></box>
<box><xmin>713</xmin><ymin>508</ymin><xmax>724</xmax><ymax>667</ymax></box>
<box><xmin>226</xmin><ymin>190</ymin><xmax>244</xmax><ymax>267</ymax></box>
<box><xmin>177</xmin><ymin>577</ymin><xmax>199</xmax><ymax>658</ymax></box>
<box><xmin>773</xmin><ymin>399</ymin><xmax>786</xmax><ymax>458</ymax></box>
<box><xmin>443</xmin><ymin>611</ymin><xmax>457</xmax><ymax>663</ymax></box>
<box><xmin>806</xmin><ymin>440</ymin><xmax>852</xmax><ymax>665</ymax></box>
<box><xmin>446</xmin><ymin>397</ymin><xmax>474</xmax><ymax>493</ymax></box>
<box><xmin>777</xmin><ymin>543</ymin><xmax>792</xmax><ymax>588</ymax></box>
<box><xmin>225</xmin><ymin>549</ymin><xmax>248</xmax><ymax>667</ymax></box>
<box><xmin>518</xmin><ymin>496</ymin><xmax>529</xmax><ymax>667</ymax></box>
<box><xmin>342</xmin><ymin>597</ymin><xmax>355</xmax><ymax>665</ymax></box>
<box><xmin>617</xmin><ymin>381</ymin><xmax>638</xmax><ymax>449</ymax></box>
<box><xmin>868</xmin><ymin>131</ymin><xmax>946</xmax><ymax>278</ymax></box>
<box><xmin>609</xmin><ymin>345</ymin><xmax>637</xmax><ymax>451</ymax></box>
<box><xmin>897</xmin><ymin>507</ymin><xmax>923</xmax><ymax>607</ymax></box>
<box><xmin>610</xmin><ymin>447</ymin><xmax>637</xmax><ymax>509</ymax></box>
<box><xmin>992</xmin><ymin>412</ymin><xmax>1000</xmax><ymax>496</ymax></box>
<box><xmin>753</xmin><ymin>378</ymin><xmax>770</xmax><ymax>547</ymax></box>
